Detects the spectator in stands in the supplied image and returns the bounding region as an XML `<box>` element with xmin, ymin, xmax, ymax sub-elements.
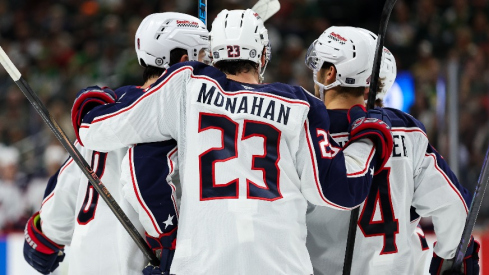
<box><xmin>0</xmin><ymin>146</ymin><xmax>24</xmax><ymax>232</ymax></box>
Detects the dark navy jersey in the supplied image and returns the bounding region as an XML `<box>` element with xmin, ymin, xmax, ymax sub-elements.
<box><xmin>307</xmin><ymin>107</ymin><xmax>471</xmax><ymax>275</ymax></box>
<box><xmin>77</xmin><ymin>61</ymin><xmax>380</xmax><ymax>274</ymax></box>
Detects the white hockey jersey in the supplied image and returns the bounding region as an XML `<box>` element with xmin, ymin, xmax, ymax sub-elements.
<box><xmin>306</xmin><ymin>108</ymin><xmax>471</xmax><ymax>275</ymax></box>
<box><xmin>77</xmin><ymin>61</ymin><xmax>382</xmax><ymax>274</ymax></box>
<box><xmin>39</xmin><ymin>86</ymin><xmax>149</xmax><ymax>275</ymax></box>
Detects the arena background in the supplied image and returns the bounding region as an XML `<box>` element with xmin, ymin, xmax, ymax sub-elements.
<box><xmin>1</xmin><ymin>0</ymin><xmax>489</xmax><ymax>273</ymax></box>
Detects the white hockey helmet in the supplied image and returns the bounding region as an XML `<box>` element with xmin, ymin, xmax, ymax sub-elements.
<box><xmin>210</xmin><ymin>9</ymin><xmax>271</xmax><ymax>81</ymax></box>
<box><xmin>356</xmin><ymin>28</ymin><xmax>397</xmax><ymax>100</ymax></box>
<box><xmin>305</xmin><ymin>26</ymin><xmax>372</xmax><ymax>101</ymax></box>
<box><xmin>378</xmin><ymin>47</ymin><xmax>397</xmax><ymax>100</ymax></box>
<box><xmin>135</xmin><ymin>12</ymin><xmax>210</xmax><ymax>69</ymax></box>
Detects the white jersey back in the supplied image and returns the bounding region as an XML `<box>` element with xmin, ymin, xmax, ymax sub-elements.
<box><xmin>306</xmin><ymin>108</ymin><xmax>471</xmax><ymax>275</ymax></box>
<box><xmin>40</xmin><ymin>90</ymin><xmax>146</xmax><ymax>275</ymax></box>
<box><xmin>78</xmin><ymin>62</ymin><xmax>380</xmax><ymax>274</ymax></box>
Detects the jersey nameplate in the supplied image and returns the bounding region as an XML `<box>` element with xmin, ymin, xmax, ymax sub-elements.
<box><xmin>197</xmin><ymin>83</ymin><xmax>292</xmax><ymax>126</ymax></box>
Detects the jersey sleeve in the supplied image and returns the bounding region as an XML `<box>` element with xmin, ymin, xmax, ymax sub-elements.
<box><xmin>412</xmin><ymin>137</ymin><xmax>472</xmax><ymax>259</ymax></box>
<box><xmin>78</xmin><ymin>64</ymin><xmax>191</xmax><ymax>152</ymax></box>
<box><xmin>298</xmin><ymin>97</ymin><xmax>377</xmax><ymax>210</ymax></box>
<box><xmin>39</xmin><ymin>142</ymin><xmax>84</xmax><ymax>245</ymax></box>
<box><xmin>120</xmin><ymin>141</ymin><xmax>179</xmax><ymax>238</ymax></box>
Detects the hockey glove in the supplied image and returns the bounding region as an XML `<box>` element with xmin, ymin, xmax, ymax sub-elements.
<box><xmin>23</xmin><ymin>212</ymin><xmax>65</xmax><ymax>274</ymax></box>
<box><xmin>144</xmin><ymin>227</ymin><xmax>178</xmax><ymax>274</ymax></box>
<box><xmin>142</xmin><ymin>263</ymin><xmax>166</xmax><ymax>275</ymax></box>
<box><xmin>429</xmin><ymin>237</ymin><xmax>480</xmax><ymax>275</ymax></box>
<box><xmin>71</xmin><ymin>85</ymin><xmax>116</xmax><ymax>144</ymax></box>
<box><xmin>347</xmin><ymin>105</ymin><xmax>393</xmax><ymax>174</ymax></box>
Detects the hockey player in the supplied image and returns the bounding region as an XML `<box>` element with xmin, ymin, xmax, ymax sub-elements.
<box><xmin>22</xmin><ymin>12</ymin><xmax>209</xmax><ymax>275</ymax></box>
<box><xmin>69</xmin><ymin>9</ymin><xmax>394</xmax><ymax>274</ymax></box>
<box><xmin>305</xmin><ymin>26</ymin><xmax>479</xmax><ymax>275</ymax></box>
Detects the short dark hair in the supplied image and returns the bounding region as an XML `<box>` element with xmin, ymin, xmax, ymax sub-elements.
<box><xmin>142</xmin><ymin>48</ymin><xmax>189</xmax><ymax>82</ymax></box>
<box><xmin>214</xmin><ymin>60</ymin><xmax>259</xmax><ymax>75</ymax></box>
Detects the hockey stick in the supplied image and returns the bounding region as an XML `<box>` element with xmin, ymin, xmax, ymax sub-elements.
<box><xmin>450</xmin><ymin>147</ymin><xmax>489</xmax><ymax>271</ymax></box>
<box><xmin>252</xmin><ymin>0</ymin><xmax>281</xmax><ymax>22</ymax></box>
<box><xmin>0</xmin><ymin>47</ymin><xmax>160</xmax><ymax>266</ymax></box>
<box><xmin>198</xmin><ymin>0</ymin><xmax>207</xmax><ymax>26</ymax></box>
<box><xmin>342</xmin><ymin>1</ymin><xmax>397</xmax><ymax>275</ymax></box>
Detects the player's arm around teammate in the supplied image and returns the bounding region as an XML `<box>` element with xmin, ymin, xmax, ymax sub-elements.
<box><xmin>73</xmin><ymin>14</ymin><xmax>394</xmax><ymax>211</ymax></box>
<box><xmin>66</xmin><ymin>9</ymin><xmax>396</xmax><ymax>274</ymax></box>
<box><xmin>113</xmin><ymin>12</ymin><xmax>210</xmax><ymax>274</ymax></box>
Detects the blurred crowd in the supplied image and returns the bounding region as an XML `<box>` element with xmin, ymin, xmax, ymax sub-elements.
<box><xmin>0</xmin><ymin>0</ymin><xmax>489</xmax><ymax>232</ymax></box>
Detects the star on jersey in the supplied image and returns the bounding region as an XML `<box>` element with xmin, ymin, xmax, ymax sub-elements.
<box><xmin>370</xmin><ymin>167</ymin><xmax>374</xmax><ymax>176</ymax></box>
<box><xmin>163</xmin><ymin>214</ymin><xmax>174</xmax><ymax>229</ymax></box>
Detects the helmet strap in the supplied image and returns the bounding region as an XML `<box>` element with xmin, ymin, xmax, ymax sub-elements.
<box><xmin>313</xmin><ymin>71</ymin><xmax>341</xmax><ymax>102</ymax></box>
<box><xmin>259</xmin><ymin>58</ymin><xmax>269</xmax><ymax>83</ymax></box>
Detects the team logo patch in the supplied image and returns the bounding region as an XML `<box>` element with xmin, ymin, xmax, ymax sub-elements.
<box><xmin>155</xmin><ymin>58</ymin><xmax>164</xmax><ymax>66</ymax></box>
<box><xmin>176</xmin><ymin>20</ymin><xmax>200</xmax><ymax>28</ymax></box>
<box><xmin>249</xmin><ymin>49</ymin><xmax>257</xmax><ymax>58</ymax></box>
<box><xmin>213</xmin><ymin>52</ymin><xmax>220</xmax><ymax>59</ymax></box>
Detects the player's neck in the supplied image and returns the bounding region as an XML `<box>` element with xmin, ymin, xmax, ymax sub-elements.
<box><xmin>225</xmin><ymin>72</ymin><xmax>260</xmax><ymax>84</ymax></box>
<box><xmin>141</xmin><ymin>76</ymin><xmax>159</xmax><ymax>89</ymax></box>
<box><xmin>325</xmin><ymin>91</ymin><xmax>365</xmax><ymax>110</ymax></box>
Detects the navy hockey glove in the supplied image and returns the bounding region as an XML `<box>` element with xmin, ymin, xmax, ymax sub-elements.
<box><xmin>142</xmin><ymin>263</ymin><xmax>166</xmax><ymax>275</ymax></box>
<box><xmin>347</xmin><ymin>105</ymin><xmax>393</xmax><ymax>174</ymax></box>
<box><xmin>429</xmin><ymin>237</ymin><xmax>480</xmax><ymax>275</ymax></box>
<box><xmin>144</xmin><ymin>227</ymin><xmax>178</xmax><ymax>274</ymax></box>
<box><xmin>23</xmin><ymin>212</ymin><xmax>65</xmax><ymax>274</ymax></box>
<box><xmin>71</xmin><ymin>85</ymin><xmax>116</xmax><ymax>145</ymax></box>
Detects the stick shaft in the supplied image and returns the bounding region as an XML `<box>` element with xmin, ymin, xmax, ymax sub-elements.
<box><xmin>0</xmin><ymin>47</ymin><xmax>159</xmax><ymax>266</ymax></box>
<box><xmin>199</xmin><ymin>0</ymin><xmax>207</xmax><ymax>25</ymax></box>
<box><xmin>451</xmin><ymin>147</ymin><xmax>489</xmax><ymax>269</ymax></box>
<box><xmin>343</xmin><ymin>1</ymin><xmax>397</xmax><ymax>274</ymax></box>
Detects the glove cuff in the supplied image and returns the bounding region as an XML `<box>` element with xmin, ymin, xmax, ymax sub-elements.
<box><xmin>71</xmin><ymin>88</ymin><xmax>116</xmax><ymax>145</ymax></box>
<box><xmin>25</xmin><ymin>212</ymin><xmax>63</xmax><ymax>254</ymax></box>
<box><xmin>145</xmin><ymin>227</ymin><xmax>178</xmax><ymax>253</ymax></box>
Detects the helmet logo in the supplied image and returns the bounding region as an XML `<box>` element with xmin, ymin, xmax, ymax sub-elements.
<box><xmin>249</xmin><ymin>49</ymin><xmax>257</xmax><ymax>58</ymax></box>
<box><xmin>155</xmin><ymin>58</ymin><xmax>164</xmax><ymax>66</ymax></box>
<box><xmin>328</xmin><ymin>32</ymin><xmax>347</xmax><ymax>44</ymax></box>
<box><xmin>176</xmin><ymin>20</ymin><xmax>200</xmax><ymax>28</ymax></box>
<box><xmin>213</xmin><ymin>52</ymin><xmax>220</xmax><ymax>59</ymax></box>
<box><xmin>345</xmin><ymin>77</ymin><xmax>355</xmax><ymax>84</ymax></box>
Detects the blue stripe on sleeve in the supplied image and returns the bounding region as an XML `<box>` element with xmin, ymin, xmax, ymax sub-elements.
<box><xmin>131</xmin><ymin>140</ymin><xmax>179</xmax><ymax>234</ymax></box>
<box><xmin>307</xmin><ymin>97</ymin><xmax>373</xmax><ymax>208</ymax></box>
<box><xmin>426</xmin><ymin>144</ymin><xmax>472</xmax><ymax>207</ymax></box>
<box><xmin>43</xmin><ymin>169</ymin><xmax>60</xmax><ymax>200</ymax></box>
